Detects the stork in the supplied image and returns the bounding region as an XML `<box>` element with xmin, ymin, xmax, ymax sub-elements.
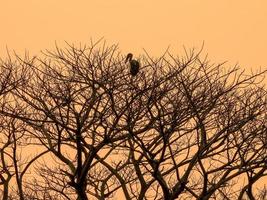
<box><xmin>125</xmin><ymin>53</ymin><xmax>140</xmax><ymax>76</ymax></box>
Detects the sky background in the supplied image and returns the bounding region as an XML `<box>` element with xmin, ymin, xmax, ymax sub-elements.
<box><xmin>0</xmin><ymin>0</ymin><xmax>266</xmax><ymax>193</ymax></box>
<box><xmin>0</xmin><ymin>0</ymin><xmax>266</xmax><ymax>71</ymax></box>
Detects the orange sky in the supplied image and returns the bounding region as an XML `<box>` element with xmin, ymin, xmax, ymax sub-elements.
<box><xmin>0</xmin><ymin>1</ymin><xmax>266</xmax><ymax>70</ymax></box>
<box><xmin>0</xmin><ymin>0</ymin><xmax>266</xmax><ymax>195</ymax></box>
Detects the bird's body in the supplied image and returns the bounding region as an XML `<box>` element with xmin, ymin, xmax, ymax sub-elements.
<box><xmin>125</xmin><ymin>53</ymin><xmax>140</xmax><ymax>76</ymax></box>
<box><xmin>129</xmin><ymin>60</ymin><xmax>139</xmax><ymax>76</ymax></box>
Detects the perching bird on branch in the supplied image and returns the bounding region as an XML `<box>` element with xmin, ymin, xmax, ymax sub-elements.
<box><xmin>125</xmin><ymin>53</ymin><xmax>140</xmax><ymax>76</ymax></box>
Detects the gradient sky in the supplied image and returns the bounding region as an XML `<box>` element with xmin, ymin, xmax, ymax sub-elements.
<box><xmin>0</xmin><ymin>0</ymin><xmax>267</xmax><ymax>71</ymax></box>
<box><xmin>0</xmin><ymin>0</ymin><xmax>266</xmax><ymax>193</ymax></box>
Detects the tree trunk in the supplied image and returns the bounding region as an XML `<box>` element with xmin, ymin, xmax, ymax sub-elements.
<box><xmin>76</xmin><ymin>183</ymin><xmax>88</xmax><ymax>200</ymax></box>
<box><xmin>246</xmin><ymin>184</ymin><xmax>255</xmax><ymax>200</ymax></box>
<box><xmin>2</xmin><ymin>182</ymin><xmax>9</xmax><ymax>200</ymax></box>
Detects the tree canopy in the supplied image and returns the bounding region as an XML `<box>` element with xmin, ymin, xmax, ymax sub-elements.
<box><xmin>0</xmin><ymin>41</ymin><xmax>266</xmax><ymax>200</ymax></box>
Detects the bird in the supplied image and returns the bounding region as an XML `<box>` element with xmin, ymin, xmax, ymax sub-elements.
<box><xmin>125</xmin><ymin>53</ymin><xmax>140</xmax><ymax>76</ymax></box>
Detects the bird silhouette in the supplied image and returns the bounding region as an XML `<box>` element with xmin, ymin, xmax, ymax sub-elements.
<box><xmin>125</xmin><ymin>53</ymin><xmax>140</xmax><ymax>76</ymax></box>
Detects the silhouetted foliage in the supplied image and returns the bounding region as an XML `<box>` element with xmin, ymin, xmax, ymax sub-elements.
<box><xmin>0</xmin><ymin>41</ymin><xmax>266</xmax><ymax>200</ymax></box>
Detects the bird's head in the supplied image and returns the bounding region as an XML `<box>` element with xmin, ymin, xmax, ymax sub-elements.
<box><xmin>125</xmin><ymin>53</ymin><xmax>133</xmax><ymax>63</ymax></box>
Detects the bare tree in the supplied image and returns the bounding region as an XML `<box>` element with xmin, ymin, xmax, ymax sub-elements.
<box><xmin>0</xmin><ymin>55</ymin><xmax>49</xmax><ymax>200</ymax></box>
<box><xmin>0</xmin><ymin>56</ymin><xmax>27</xmax><ymax>200</ymax></box>
<box><xmin>1</xmin><ymin>41</ymin><xmax>266</xmax><ymax>200</ymax></box>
